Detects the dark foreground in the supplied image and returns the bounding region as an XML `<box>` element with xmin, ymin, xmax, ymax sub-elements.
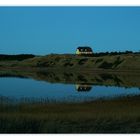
<box><xmin>0</xmin><ymin>95</ymin><xmax>140</xmax><ymax>133</ymax></box>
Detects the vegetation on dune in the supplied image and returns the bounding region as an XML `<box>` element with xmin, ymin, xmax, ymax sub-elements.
<box><xmin>0</xmin><ymin>95</ymin><xmax>140</xmax><ymax>133</ymax></box>
<box><xmin>0</xmin><ymin>51</ymin><xmax>140</xmax><ymax>72</ymax></box>
<box><xmin>0</xmin><ymin>54</ymin><xmax>35</xmax><ymax>61</ymax></box>
<box><xmin>19</xmin><ymin>53</ymin><xmax>140</xmax><ymax>71</ymax></box>
<box><xmin>0</xmin><ymin>54</ymin><xmax>36</xmax><ymax>67</ymax></box>
<box><xmin>93</xmin><ymin>50</ymin><xmax>137</xmax><ymax>57</ymax></box>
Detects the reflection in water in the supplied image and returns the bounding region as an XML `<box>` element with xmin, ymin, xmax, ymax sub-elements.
<box><xmin>0</xmin><ymin>77</ymin><xmax>140</xmax><ymax>104</ymax></box>
<box><xmin>1</xmin><ymin>68</ymin><xmax>140</xmax><ymax>88</ymax></box>
<box><xmin>75</xmin><ymin>84</ymin><xmax>92</xmax><ymax>92</ymax></box>
<box><xmin>0</xmin><ymin>68</ymin><xmax>140</xmax><ymax>103</ymax></box>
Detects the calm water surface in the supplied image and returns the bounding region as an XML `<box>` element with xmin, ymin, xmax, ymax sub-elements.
<box><xmin>0</xmin><ymin>77</ymin><xmax>140</xmax><ymax>103</ymax></box>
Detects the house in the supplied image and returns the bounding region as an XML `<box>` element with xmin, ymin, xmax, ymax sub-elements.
<box><xmin>75</xmin><ymin>84</ymin><xmax>92</xmax><ymax>92</ymax></box>
<box><xmin>76</xmin><ymin>46</ymin><xmax>93</xmax><ymax>55</ymax></box>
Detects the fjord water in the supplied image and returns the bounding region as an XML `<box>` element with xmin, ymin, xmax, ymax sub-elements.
<box><xmin>0</xmin><ymin>76</ymin><xmax>140</xmax><ymax>103</ymax></box>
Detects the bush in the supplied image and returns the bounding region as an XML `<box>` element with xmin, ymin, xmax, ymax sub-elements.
<box><xmin>0</xmin><ymin>54</ymin><xmax>35</xmax><ymax>61</ymax></box>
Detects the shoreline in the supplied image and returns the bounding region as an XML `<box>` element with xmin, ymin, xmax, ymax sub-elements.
<box><xmin>1</xmin><ymin>66</ymin><xmax>140</xmax><ymax>75</ymax></box>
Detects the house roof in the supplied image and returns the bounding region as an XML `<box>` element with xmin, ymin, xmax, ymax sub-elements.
<box><xmin>77</xmin><ymin>46</ymin><xmax>93</xmax><ymax>52</ymax></box>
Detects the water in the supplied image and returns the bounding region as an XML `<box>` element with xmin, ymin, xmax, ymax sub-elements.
<box><xmin>0</xmin><ymin>74</ymin><xmax>140</xmax><ymax>103</ymax></box>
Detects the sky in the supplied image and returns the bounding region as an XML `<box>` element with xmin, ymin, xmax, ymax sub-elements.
<box><xmin>0</xmin><ymin>6</ymin><xmax>140</xmax><ymax>55</ymax></box>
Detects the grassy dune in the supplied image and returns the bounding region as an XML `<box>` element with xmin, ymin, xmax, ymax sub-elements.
<box><xmin>0</xmin><ymin>53</ymin><xmax>140</xmax><ymax>72</ymax></box>
<box><xmin>0</xmin><ymin>95</ymin><xmax>140</xmax><ymax>133</ymax></box>
<box><xmin>20</xmin><ymin>53</ymin><xmax>140</xmax><ymax>71</ymax></box>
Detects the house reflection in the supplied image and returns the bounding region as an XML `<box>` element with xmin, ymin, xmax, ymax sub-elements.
<box><xmin>75</xmin><ymin>84</ymin><xmax>92</xmax><ymax>92</ymax></box>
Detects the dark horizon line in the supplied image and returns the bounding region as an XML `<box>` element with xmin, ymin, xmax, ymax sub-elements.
<box><xmin>0</xmin><ymin>50</ymin><xmax>140</xmax><ymax>56</ymax></box>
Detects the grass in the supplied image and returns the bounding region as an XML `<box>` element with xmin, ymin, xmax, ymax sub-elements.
<box><xmin>19</xmin><ymin>53</ymin><xmax>140</xmax><ymax>71</ymax></box>
<box><xmin>0</xmin><ymin>95</ymin><xmax>140</xmax><ymax>133</ymax></box>
<box><xmin>0</xmin><ymin>53</ymin><xmax>140</xmax><ymax>72</ymax></box>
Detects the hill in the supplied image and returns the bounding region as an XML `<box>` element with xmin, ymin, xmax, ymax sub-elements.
<box><xmin>20</xmin><ymin>53</ymin><xmax>140</xmax><ymax>72</ymax></box>
<box><xmin>0</xmin><ymin>53</ymin><xmax>140</xmax><ymax>72</ymax></box>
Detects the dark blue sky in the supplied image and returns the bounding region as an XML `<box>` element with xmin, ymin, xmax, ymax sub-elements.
<box><xmin>0</xmin><ymin>7</ymin><xmax>140</xmax><ymax>55</ymax></box>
